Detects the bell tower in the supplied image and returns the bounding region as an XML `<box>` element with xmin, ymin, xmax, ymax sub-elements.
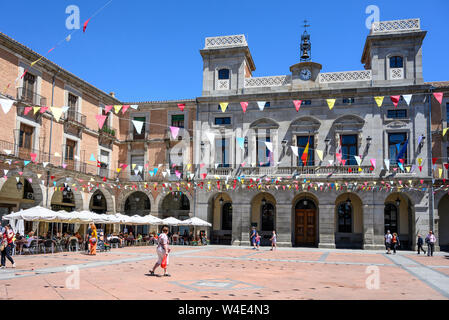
<box><xmin>290</xmin><ymin>20</ymin><xmax>322</xmax><ymax>89</ymax></box>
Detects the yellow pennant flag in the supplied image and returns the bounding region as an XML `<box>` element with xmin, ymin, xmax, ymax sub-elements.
<box><xmin>374</xmin><ymin>96</ymin><xmax>384</xmax><ymax>107</ymax></box>
<box><xmin>406</xmin><ymin>166</ymin><xmax>411</xmax><ymax>172</ymax></box>
<box><xmin>316</xmin><ymin>149</ymin><xmax>324</xmax><ymax>161</ymax></box>
<box><xmin>443</xmin><ymin>128</ymin><xmax>448</xmax><ymax>136</ymax></box>
<box><xmin>187</xmin><ymin>164</ymin><xmax>191</xmax><ymax>170</ymax></box>
<box><xmin>33</xmin><ymin>106</ymin><xmax>41</xmax><ymax>114</ymax></box>
<box><xmin>30</xmin><ymin>57</ymin><xmax>43</xmax><ymax>67</ymax></box>
<box><xmin>50</xmin><ymin>107</ymin><xmax>63</xmax><ymax>122</ymax></box>
<box><xmin>327</xmin><ymin>99</ymin><xmax>336</xmax><ymax>110</ymax></box>
<box><xmin>358</xmin><ymin>167</ymin><xmax>363</xmax><ymax>172</ymax></box>
<box><xmin>114</xmin><ymin>105</ymin><xmax>122</xmax><ymax>114</ymax></box>
<box><xmin>417</xmin><ymin>158</ymin><xmax>423</xmax><ymax>166</ymax></box>
<box><xmin>439</xmin><ymin>168</ymin><xmax>443</xmax><ymax>178</ymax></box>
<box><xmin>116</xmin><ymin>168</ymin><xmax>122</xmax><ymax>173</ymax></box>
<box><xmin>219</xmin><ymin>102</ymin><xmax>229</xmax><ymax>113</ymax></box>
<box><xmin>132</xmin><ymin>164</ymin><xmax>136</xmax><ymax>170</ymax></box>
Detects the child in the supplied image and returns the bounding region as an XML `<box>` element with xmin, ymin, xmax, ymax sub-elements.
<box><xmin>270</xmin><ymin>230</ymin><xmax>277</xmax><ymax>251</ymax></box>
<box><xmin>255</xmin><ymin>232</ymin><xmax>261</xmax><ymax>250</ymax></box>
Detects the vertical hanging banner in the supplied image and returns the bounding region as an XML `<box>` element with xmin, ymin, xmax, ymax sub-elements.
<box><xmin>374</xmin><ymin>96</ymin><xmax>384</xmax><ymax>107</ymax></box>
<box><xmin>257</xmin><ymin>101</ymin><xmax>266</xmax><ymax>111</ymax></box>
<box><xmin>327</xmin><ymin>99</ymin><xmax>336</xmax><ymax>110</ymax></box>
<box><xmin>390</xmin><ymin>95</ymin><xmax>400</xmax><ymax>108</ymax></box>
<box><xmin>240</xmin><ymin>102</ymin><xmax>248</xmax><ymax>113</ymax></box>
<box><xmin>293</xmin><ymin>100</ymin><xmax>302</xmax><ymax>112</ymax></box>
<box><xmin>219</xmin><ymin>102</ymin><xmax>229</xmax><ymax>113</ymax></box>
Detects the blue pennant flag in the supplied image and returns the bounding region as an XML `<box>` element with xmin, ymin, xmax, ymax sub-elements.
<box><xmin>396</xmin><ymin>140</ymin><xmax>408</xmax><ymax>163</ymax></box>
<box><xmin>153</xmin><ymin>168</ymin><xmax>158</xmax><ymax>175</ymax></box>
<box><xmin>24</xmin><ymin>161</ymin><xmax>31</xmax><ymax>166</ymax></box>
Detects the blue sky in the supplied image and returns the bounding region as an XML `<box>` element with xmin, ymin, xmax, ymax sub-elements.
<box><xmin>1</xmin><ymin>0</ymin><xmax>448</xmax><ymax>102</ymax></box>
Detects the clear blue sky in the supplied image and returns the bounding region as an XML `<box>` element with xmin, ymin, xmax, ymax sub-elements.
<box><xmin>1</xmin><ymin>0</ymin><xmax>448</xmax><ymax>102</ymax></box>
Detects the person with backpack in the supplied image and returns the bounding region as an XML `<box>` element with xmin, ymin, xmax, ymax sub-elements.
<box><xmin>417</xmin><ymin>234</ymin><xmax>426</xmax><ymax>255</ymax></box>
<box><xmin>150</xmin><ymin>226</ymin><xmax>171</xmax><ymax>277</ymax></box>
<box><xmin>425</xmin><ymin>231</ymin><xmax>436</xmax><ymax>257</ymax></box>
<box><xmin>1</xmin><ymin>225</ymin><xmax>15</xmax><ymax>269</ymax></box>
<box><xmin>392</xmin><ymin>233</ymin><xmax>400</xmax><ymax>254</ymax></box>
<box><xmin>384</xmin><ymin>230</ymin><xmax>392</xmax><ymax>254</ymax></box>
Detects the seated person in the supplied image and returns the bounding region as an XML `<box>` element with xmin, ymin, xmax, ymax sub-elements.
<box><xmin>75</xmin><ymin>232</ymin><xmax>83</xmax><ymax>243</ymax></box>
<box><xmin>126</xmin><ymin>232</ymin><xmax>135</xmax><ymax>246</ymax></box>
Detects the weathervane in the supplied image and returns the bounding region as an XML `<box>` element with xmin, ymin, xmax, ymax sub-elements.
<box><xmin>300</xmin><ymin>19</ymin><xmax>311</xmax><ymax>62</ymax></box>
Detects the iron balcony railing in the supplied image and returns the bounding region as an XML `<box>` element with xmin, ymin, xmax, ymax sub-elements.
<box><xmin>65</xmin><ymin>109</ymin><xmax>87</xmax><ymax>127</ymax></box>
<box><xmin>16</xmin><ymin>87</ymin><xmax>47</xmax><ymax>107</ymax></box>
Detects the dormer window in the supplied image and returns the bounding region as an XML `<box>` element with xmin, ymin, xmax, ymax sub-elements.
<box><xmin>216</xmin><ymin>68</ymin><xmax>230</xmax><ymax>90</ymax></box>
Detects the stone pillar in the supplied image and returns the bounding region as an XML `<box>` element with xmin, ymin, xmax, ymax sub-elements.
<box><xmin>276</xmin><ymin>204</ymin><xmax>292</xmax><ymax>247</ymax></box>
<box><xmin>363</xmin><ymin>204</ymin><xmax>385</xmax><ymax>250</ymax></box>
<box><xmin>318</xmin><ymin>204</ymin><xmax>336</xmax><ymax>249</ymax></box>
<box><xmin>232</xmin><ymin>203</ymin><xmax>251</xmax><ymax>246</ymax></box>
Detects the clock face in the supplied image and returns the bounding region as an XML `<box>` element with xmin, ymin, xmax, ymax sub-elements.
<box><xmin>299</xmin><ymin>68</ymin><xmax>312</xmax><ymax>81</ymax></box>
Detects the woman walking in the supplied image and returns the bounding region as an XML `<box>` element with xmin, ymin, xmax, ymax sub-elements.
<box><xmin>392</xmin><ymin>233</ymin><xmax>400</xmax><ymax>254</ymax></box>
<box><xmin>150</xmin><ymin>226</ymin><xmax>171</xmax><ymax>277</ymax></box>
<box><xmin>270</xmin><ymin>230</ymin><xmax>277</xmax><ymax>251</ymax></box>
<box><xmin>88</xmin><ymin>223</ymin><xmax>98</xmax><ymax>255</ymax></box>
<box><xmin>1</xmin><ymin>225</ymin><xmax>15</xmax><ymax>269</ymax></box>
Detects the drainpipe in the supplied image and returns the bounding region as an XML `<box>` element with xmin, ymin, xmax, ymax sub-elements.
<box><xmin>427</xmin><ymin>86</ymin><xmax>435</xmax><ymax>233</ymax></box>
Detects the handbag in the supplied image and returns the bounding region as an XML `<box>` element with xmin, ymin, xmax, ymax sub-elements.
<box><xmin>161</xmin><ymin>254</ymin><xmax>168</xmax><ymax>268</ymax></box>
<box><xmin>0</xmin><ymin>239</ymin><xmax>6</xmax><ymax>252</ymax></box>
<box><xmin>90</xmin><ymin>237</ymin><xmax>97</xmax><ymax>244</ymax></box>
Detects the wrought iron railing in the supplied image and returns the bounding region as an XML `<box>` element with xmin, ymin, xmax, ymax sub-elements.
<box><xmin>65</xmin><ymin>109</ymin><xmax>86</xmax><ymax>127</ymax></box>
<box><xmin>16</xmin><ymin>87</ymin><xmax>47</xmax><ymax>107</ymax></box>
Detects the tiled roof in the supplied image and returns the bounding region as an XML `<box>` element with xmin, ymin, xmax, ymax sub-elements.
<box><xmin>122</xmin><ymin>99</ymin><xmax>196</xmax><ymax>105</ymax></box>
<box><xmin>426</xmin><ymin>81</ymin><xmax>449</xmax><ymax>88</ymax></box>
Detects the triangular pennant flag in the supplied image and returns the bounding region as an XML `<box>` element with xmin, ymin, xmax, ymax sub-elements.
<box><xmin>327</xmin><ymin>99</ymin><xmax>336</xmax><ymax>110</ymax></box>
<box><xmin>121</xmin><ymin>105</ymin><xmax>130</xmax><ymax>114</ymax></box>
<box><xmin>432</xmin><ymin>158</ymin><xmax>438</xmax><ymax>165</ymax></box>
<box><xmin>384</xmin><ymin>159</ymin><xmax>390</xmax><ymax>171</ymax></box>
<box><xmin>162</xmin><ymin>172</ymin><xmax>167</xmax><ymax>178</ymax></box>
<box><xmin>43</xmin><ymin>162</ymin><xmax>49</xmax><ymax>168</ymax></box>
<box><xmin>219</xmin><ymin>102</ymin><xmax>229</xmax><ymax>113</ymax></box>
<box><xmin>265</xmin><ymin>142</ymin><xmax>273</xmax><ymax>152</ymax></box>
<box><xmin>374</xmin><ymin>96</ymin><xmax>384</xmax><ymax>107</ymax></box>
<box><xmin>417</xmin><ymin>158</ymin><xmax>423</xmax><ymax>166</ymax></box>
<box><xmin>443</xmin><ymin>128</ymin><xmax>449</xmax><ymax>137</ymax></box>
<box><xmin>433</xmin><ymin>92</ymin><xmax>444</xmax><ymax>105</ymax></box>
<box><xmin>390</xmin><ymin>95</ymin><xmax>400</xmax><ymax>108</ymax></box>
<box><xmin>50</xmin><ymin>107</ymin><xmax>63</xmax><ymax>122</ymax></box>
<box><xmin>354</xmin><ymin>156</ymin><xmax>362</xmax><ymax>167</ymax></box>
<box><xmin>66</xmin><ymin>34</ymin><xmax>71</xmax><ymax>42</ymax></box>
<box><xmin>177</xmin><ymin>104</ymin><xmax>185</xmax><ymax>112</ymax></box>
<box><xmin>37</xmin><ymin>174</ymin><xmax>41</xmax><ymax>179</ymax></box>
<box><xmin>30</xmin><ymin>153</ymin><xmax>37</xmax><ymax>162</ymax></box>
<box><xmin>95</xmin><ymin>115</ymin><xmax>107</xmax><ymax>129</ymax></box>
<box><xmin>33</xmin><ymin>107</ymin><xmax>40</xmax><ymax>114</ymax></box>
<box><xmin>439</xmin><ymin>168</ymin><xmax>443</xmax><ymax>178</ymax></box>
<box><xmin>24</xmin><ymin>161</ymin><xmax>30</xmax><ymax>166</ymax></box>
<box><xmin>4</xmin><ymin>149</ymin><xmax>11</xmax><ymax>155</ymax></box>
<box><xmin>30</xmin><ymin>57</ymin><xmax>43</xmax><ymax>67</ymax></box>
<box><xmin>39</xmin><ymin>107</ymin><xmax>49</xmax><ymax>114</ymax></box>
<box><xmin>257</xmin><ymin>101</ymin><xmax>266</xmax><ymax>111</ymax></box>
<box><xmin>132</xmin><ymin>164</ymin><xmax>137</xmax><ymax>170</ymax></box>
<box><xmin>54</xmin><ymin>152</ymin><xmax>61</xmax><ymax>157</ymax></box>
<box><xmin>370</xmin><ymin>158</ymin><xmax>376</xmax><ymax>168</ymax></box>
<box><xmin>89</xmin><ymin>154</ymin><xmax>96</xmax><ymax>162</ymax></box>
<box><xmin>3</xmin><ymin>170</ymin><xmax>7</xmax><ymax>176</ymax></box>
<box><xmin>329</xmin><ymin>160</ymin><xmax>334</xmax><ymax>166</ymax></box>
<box><xmin>83</xmin><ymin>18</ymin><xmax>91</xmax><ymax>33</ymax></box>
<box><xmin>24</xmin><ymin>107</ymin><xmax>32</xmax><ymax>115</ymax></box>
<box><xmin>132</xmin><ymin>120</ymin><xmax>144</xmax><ymax>134</ymax></box>
<box><xmin>236</xmin><ymin>137</ymin><xmax>245</xmax><ymax>150</ymax></box>
<box><xmin>130</xmin><ymin>105</ymin><xmax>139</xmax><ymax>110</ymax></box>
<box><xmin>316</xmin><ymin>149</ymin><xmax>323</xmax><ymax>161</ymax></box>
<box><xmin>206</xmin><ymin>132</ymin><xmax>215</xmax><ymax>144</ymax></box>
<box><xmin>291</xmin><ymin>146</ymin><xmax>299</xmax><ymax>157</ymax></box>
<box><xmin>293</xmin><ymin>100</ymin><xmax>302</xmax><ymax>112</ymax></box>
<box><xmin>114</xmin><ymin>105</ymin><xmax>122</xmax><ymax>114</ymax></box>
<box><xmin>0</xmin><ymin>98</ymin><xmax>14</xmax><ymax>114</ymax></box>
<box><xmin>240</xmin><ymin>102</ymin><xmax>248</xmax><ymax>113</ymax></box>
<box><xmin>104</xmin><ymin>105</ymin><xmax>113</xmax><ymax>113</ymax></box>
<box><xmin>402</xmin><ymin>94</ymin><xmax>412</xmax><ymax>106</ymax></box>
<box><xmin>170</xmin><ymin>126</ymin><xmax>180</xmax><ymax>139</ymax></box>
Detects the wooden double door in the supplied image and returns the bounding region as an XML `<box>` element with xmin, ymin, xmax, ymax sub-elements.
<box><xmin>295</xmin><ymin>209</ymin><xmax>316</xmax><ymax>246</ymax></box>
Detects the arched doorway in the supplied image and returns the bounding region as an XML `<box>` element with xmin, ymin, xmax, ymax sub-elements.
<box><xmin>385</xmin><ymin>193</ymin><xmax>413</xmax><ymax>249</ymax></box>
<box><xmin>251</xmin><ymin>193</ymin><xmax>276</xmax><ymax>246</ymax></box>
<box><xmin>89</xmin><ymin>190</ymin><xmax>107</xmax><ymax>214</ymax></box>
<box><xmin>51</xmin><ymin>185</ymin><xmax>76</xmax><ymax>212</ymax></box>
<box><xmin>335</xmin><ymin>193</ymin><xmax>363</xmax><ymax>249</ymax></box>
<box><xmin>438</xmin><ymin>194</ymin><xmax>449</xmax><ymax>251</ymax></box>
<box><xmin>124</xmin><ymin>191</ymin><xmax>151</xmax><ymax>236</ymax></box>
<box><xmin>160</xmin><ymin>191</ymin><xmax>191</xmax><ymax>237</ymax></box>
<box><xmin>209</xmin><ymin>193</ymin><xmax>232</xmax><ymax>245</ymax></box>
<box><xmin>294</xmin><ymin>194</ymin><xmax>317</xmax><ymax>247</ymax></box>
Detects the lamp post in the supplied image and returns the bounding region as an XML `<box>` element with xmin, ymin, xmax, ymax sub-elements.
<box><xmin>16</xmin><ymin>180</ymin><xmax>23</xmax><ymax>191</ymax></box>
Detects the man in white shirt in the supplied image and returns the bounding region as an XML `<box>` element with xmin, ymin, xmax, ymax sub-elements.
<box><xmin>385</xmin><ymin>230</ymin><xmax>393</xmax><ymax>254</ymax></box>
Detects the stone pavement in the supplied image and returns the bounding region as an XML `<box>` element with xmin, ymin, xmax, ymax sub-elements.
<box><xmin>0</xmin><ymin>245</ymin><xmax>448</xmax><ymax>300</ymax></box>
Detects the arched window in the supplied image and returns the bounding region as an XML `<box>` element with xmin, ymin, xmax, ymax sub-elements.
<box><xmin>261</xmin><ymin>203</ymin><xmax>275</xmax><ymax>231</ymax></box>
<box><xmin>337</xmin><ymin>202</ymin><xmax>352</xmax><ymax>233</ymax></box>
<box><xmin>218</xmin><ymin>69</ymin><xmax>230</xmax><ymax>80</ymax></box>
<box><xmin>221</xmin><ymin>202</ymin><xmax>232</xmax><ymax>231</ymax></box>
<box><xmin>390</xmin><ymin>56</ymin><xmax>403</xmax><ymax>68</ymax></box>
<box><xmin>384</xmin><ymin>203</ymin><xmax>398</xmax><ymax>234</ymax></box>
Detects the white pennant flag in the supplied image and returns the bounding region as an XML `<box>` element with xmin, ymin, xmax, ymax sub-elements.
<box><xmin>130</xmin><ymin>105</ymin><xmax>139</xmax><ymax>110</ymax></box>
<box><xmin>384</xmin><ymin>159</ymin><xmax>390</xmax><ymax>171</ymax></box>
<box><xmin>4</xmin><ymin>149</ymin><xmax>11</xmax><ymax>155</ymax></box>
<box><xmin>265</xmin><ymin>142</ymin><xmax>273</xmax><ymax>152</ymax></box>
<box><xmin>354</xmin><ymin>156</ymin><xmax>362</xmax><ymax>166</ymax></box>
<box><xmin>43</xmin><ymin>162</ymin><xmax>49</xmax><ymax>168</ymax></box>
<box><xmin>132</xmin><ymin>120</ymin><xmax>144</xmax><ymax>134</ymax></box>
<box><xmin>134</xmin><ymin>169</ymin><xmax>139</xmax><ymax>175</ymax></box>
<box><xmin>402</xmin><ymin>94</ymin><xmax>412</xmax><ymax>106</ymax></box>
<box><xmin>0</xmin><ymin>97</ymin><xmax>15</xmax><ymax>114</ymax></box>
<box><xmin>62</xmin><ymin>106</ymin><xmax>70</xmax><ymax>113</ymax></box>
<box><xmin>137</xmin><ymin>165</ymin><xmax>143</xmax><ymax>172</ymax></box>
<box><xmin>215</xmin><ymin>163</ymin><xmax>219</xmax><ymax>169</ymax></box>
<box><xmin>257</xmin><ymin>101</ymin><xmax>266</xmax><ymax>111</ymax></box>
<box><xmin>291</xmin><ymin>146</ymin><xmax>299</xmax><ymax>157</ymax></box>
<box><xmin>3</xmin><ymin>170</ymin><xmax>8</xmax><ymax>176</ymax></box>
<box><xmin>206</xmin><ymin>132</ymin><xmax>215</xmax><ymax>144</ymax></box>
<box><xmin>328</xmin><ymin>160</ymin><xmax>334</xmax><ymax>166</ymax></box>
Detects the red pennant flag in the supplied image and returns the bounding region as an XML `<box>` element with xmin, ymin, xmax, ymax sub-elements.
<box><xmin>20</xmin><ymin>69</ymin><xmax>28</xmax><ymax>79</ymax></box>
<box><xmin>240</xmin><ymin>102</ymin><xmax>248</xmax><ymax>113</ymax></box>
<box><xmin>121</xmin><ymin>105</ymin><xmax>130</xmax><ymax>114</ymax></box>
<box><xmin>293</xmin><ymin>100</ymin><xmax>302</xmax><ymax>112</ymax></box>
<box><xmin>419</xmin><ymin>165</ymin><xmax>422</xmax><ymax>172</ymax></box>
<box><xmin>433</xmin><ymin>92</ymin><xmax>444</xmax><ymax>105</ymax></box>
<box><xmin>432</xmin><ymin>158</ymin><xmax>437</xmax><ymax>165</ymax></box>
<box><xmin>83</xmin><ymin>18</ymin><xmax>91</xmax><ymax>33</ymax></box>
<box><xmin>95</xmin><ymin>115</ymin><xmax>107</xmax><ymax>129</ymax></box>
<box><xmin>445</xmin><ymin>163</ymin><xmax>449</xmax><ymax>170</ymax></box>
<box><xmin>104</xmin><ymin>105</ymin><xmax>113</xmax><ymax>113</ymax></box>
<box><xmin>24</xmin><ymin>107</ymin><xmax>32</xmax><ymax>115</ymax></box>
<box><xmin>201</xmin><ymin>173</ymin><xmax>207</xmax><ymax>180</ymax></box>
<box><xmin>39</xmin><ymin>107</ymin><xmax>49</xmax><ymax>114</ymax></box>
<box><xmin>102</xmin><ymin>177</ymin><xmax>107</xmax><ymax>182</ymax></box>
<box><xmin>390</xmin><ymin>95</ymin><xmax>400</xmax><ymax>108</ymax></box>
<box><xmin>177</xmin><ymin>104</ymin><xmax>185</xmax><ymax>112</ymax></box>
<box><xmin>399</xmin><ymin>159</ymin><xmax>405</xmax><ymax>164</ymax></box>
<box><xmin>30</xmin><ymin>153</ymin><xmax>37</xmax><ymax>162</ymax></box>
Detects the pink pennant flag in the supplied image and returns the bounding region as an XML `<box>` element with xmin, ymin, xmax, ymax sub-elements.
<box><xmin>24</xmin><ymin>107</ymin><xmax>33</xmax><ymax>115</ymax></box>
<box><xmin>293</xmin><ymin>100</ymin><xmax>302</xmax><ymax>112</ymax></box>
<box><xmin>104</xmin><ymin>105</ymin><xmax>113</xmax><ymax>113</ymax></box>
<box><xmin>433</xmin><ymin>92</ymin><xmax>444</xmax><ymax>105</ymax></box>
<box><xmin>170</xmin><ymin>126</ymin><xmax>180</xmax><ymax>139</ymax></box>
<box><xmin>341</xmin><ymin>159</ymin><xmax>346</xmax><ymax>166</ymax></box>
<box><xmin>175</xmin><ymin>170</ymin><xmax>181</xmax><ymax>179</ymax></box>
<box><xmin>390</xmin><ymin>95</ymin><xmax>400</xmax><ymax>108</ymax></box>
<box><xmin>121</xmin><ymin>105</ymin><xmax>130</xmax><ymax>114</ymax></box>
<box><xmin>39</xmin><ymin>107</ymin><xmax>49</xmax><ymax>113</ymax></box>
<box><xmin>336</xmin><ymin>153</ymin><xmax>342</xmax><ymax>163</ymax></box>
<box><xmin>62</xmin><ymin>163</ymin><xmax>67</xmax><ymax>169</ymax></box>
<box><xmin>83</xmin><ymin>18</ymin><xmax>91</xmax><ymax>33</ymax></box>
<box><xmin>200</xmin><ymin>163</ymin><xmax>205</xmax><ymax>168</ymax></box>
<box><xmin>201</xmin><ymin>173</ymin><xmax>207</xmax><ymax>180</ymax></box>
<box><xmin>95</xmin><ymin>115</ymin><xmax>107</xmax><ymax>129</ymax></box>
<box><xmin>370</xmin><ymin>158</ymin><xmax>376</xmax><ymax>168</ymax></box>
<box><xmin>240</xmin><ymin>102</ymin><xmax>248</xmax><ymax>113</ymax></box>
<box><xmin>30</xmin><ymin>153</ymin><xmax>37</xmax><ymax>162</ymax></box>
<box><xmin>177</xmin><ymin>104</ymin><xmax>185</xmax><ymax>112</ymax></box>
<box><xmin>18</xmin><ymin>172</ymin><xmax>23</xmax><ymax>176</ymax></box>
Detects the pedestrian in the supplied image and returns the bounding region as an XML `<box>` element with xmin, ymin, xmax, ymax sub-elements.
<box><xmin>417</xmin><ymin>234</ymin><xmax>426</xmax><ymax>255</ymax></box>
<box><xmin>425</xmin><ymin>231</ymin><xmax>436</xmax><ymax>257</ymax></box>
<box><xmin>385</xmin><ymin>230</ymin><xmax>392</xmax><ymax>254</ymax></box>
<box><xmin>270</xmin><ymin>230</ymin><xmax>277</xmax><ymax>251</ymax></box>
<box><xmin>1</xmin><ymin>225</ymin><xmax>15</xmax><ymax>269</ymax></box>
<box><xmin>392</xmin><ymin>233</ymin><xmax>400</xmax><ymax>254</ymax></box>
<box><xmin>88</xmin><ymin>223</ymin><xmax>98</xmax><ymax>255</ymax></box>
<box><xmin>250</xmin><ymin>226</ymin><xmax>257</xmax><ymax>250</ymax></box>
<box><xmin>150</xmin><ymin>226</ymin><xmax>171</xmax><ymax>277</ymax></box>
<box><xmin>255</xmin><ymin>232</ymin><xmax>261</xmax><ymax>250</ymax></box>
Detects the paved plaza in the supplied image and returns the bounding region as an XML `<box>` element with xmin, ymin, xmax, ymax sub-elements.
<box><xmin>0</xmin><ymin>245</ymin><xmax>448</xmax><ymax>300</ymax></box>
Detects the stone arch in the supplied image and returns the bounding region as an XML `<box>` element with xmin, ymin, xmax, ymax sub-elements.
<box><xmin>207</xmin><ymin>192</ymin><xmax>233</xmax><ymax>244</ymax></box>
<box><xmin>438</xmin><ymin>194</ymin><xmax>449</xmax><ymax>250</ymax></box>
<box><xmin>89</xmin><ymin>187</ymin><xmax>114</xmax><ymax>214</ymax></box>
<box><xmin>50</xmin><ymin>178</ymin><xmax>83</xmax><ymax>211</ymax></box>
<box><xmin>250</xmin><ymin>192</ymin><xmax>277</xmax><ymax>234</ymax></box>
<box><xmin>291</xmin><ymin>192</ymin><xmax>320</xmax><ymax>247</ymax></box>
<box><xmin>117</xmin><ymin>188</ymin><xmax>155</xmax><ymax>215</ymax></box>
<box><xmin>155</xmin><ymin>190</ymin><xmax>193</xmax><ymax>218</ymax></box>
<box><xmin>0</xmin><ymin>168</ymin><xmax>44</xmax><ymax>209</ymax></box>
<box><xmin>334</xmin><ymin>192</ymin><xmax>364</xmax><ymax>249</ymax></box>
<box><xmin>249</xmin><ymin>117</ymin><xmax>280</xmax><ymax>129</ymax></box>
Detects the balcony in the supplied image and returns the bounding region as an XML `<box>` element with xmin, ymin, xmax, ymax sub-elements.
<box><xmin>208</xmin><ymin>167</ymin><xmax>234</xmax><ymax>177</ymax></box>
<box><xmin>98</xmin><ymin>125</ymin><xmax>116</xmax><ymax>148</ymax></box>
<box><xmin>65</xmin><ymin>110</ymin><xmax>86</xmax><ymax>127</ymax></box>
<box><xmin>238</xmin><ymin>165</ymin><xmax>374</xmax><ymax>178</ymax></box>
<box><xmin>127</xmin><ymin>130</ymin><xmax>148</xmax><ymax>141</ymax></box>
<box><xmin>16</xmin><ymin>87</ymin><xmax>47</xmax><ymax>107</ymax></box>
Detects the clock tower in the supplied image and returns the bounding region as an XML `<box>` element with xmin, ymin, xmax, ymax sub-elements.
<box><xmin>290</xmin><ymin>20</ymin><xmax>322</xmax><ymax>89</ymax></box>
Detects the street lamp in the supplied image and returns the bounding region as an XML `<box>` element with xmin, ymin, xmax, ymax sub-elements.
<box><xmin>16</xmin><ymin>180</ymin><xmax>23</xmax><ymax>191</ymax></box>
<box><xmin>395</xmin><ymin>197</ymin><xmax>401</xmax><ymax>207</ymax></box>
<box><xmin>346</xmin><ymin>197</ymin><xmax>351</xmax><ymax>206</ymax></box>
<box><xmin>261</xmin><ymin>197</ymin><xmax>267</xmax><ymax>206</ymax></box>
<box><xmin>303</xmin><ymin>196</ymin><xmax>308</xmax><ymax>206</ymax></box>
<box><xmin>219</xmin><ymin>197</ymin><xmax>224</xmax><ymax>206</ymax></box>
<box><xmin>96</xmin><ymin>194</ymin><xmax>102</xmax><ymax>201</ymax></box>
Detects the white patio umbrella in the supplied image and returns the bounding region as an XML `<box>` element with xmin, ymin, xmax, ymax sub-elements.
<box><xmin>142</xmin><ymin>215</ymin><xmax>163</xmax><ymax>225</ymax></box>
<box><xmin>3</xmin><ymin>206</ymin><xmax>58</xmax><ymax>222</ymax></box>
<box><xmin>182</xmin><ymin>217</ymin><xmax>212</xmax><ymax>227</ymax></box>
<box><xmin>161</xmin><ymin>217</ymin><xmax>183</xmax><ymax>226</ymax></box>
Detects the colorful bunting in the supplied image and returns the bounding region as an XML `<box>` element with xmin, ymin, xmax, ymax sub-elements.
<box><xmin>240</xmin><ymin>102</ymin><xmax>248</xmax><ymax>113</ymax></box>
<box><xmin>390</xmin><ymin>95</ymin><xmax>400</xmax><ymax>108</ymax></box>
<box><xmin>293</xmin><ymin>100</ymin><xmax>302</xmax><ymax>112</ymax></box>
<box><xmin>327</xmin><ymin>99</ymin><xmax>336</xmax><ymax>110</ymax></box>
<box><xmin>219</xmin><ymin>102</ymin><xmax>229</xmax><ymax>113</ymax></box>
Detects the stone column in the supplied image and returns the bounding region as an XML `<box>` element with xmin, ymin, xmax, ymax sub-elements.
<box><xmin>318</xmin><ymin>204</ymin><xmax>336</xmax><ymax>249</ymax></box>
<box><xmin>363</xmin><ymin>204</ymin><xmax>385</xmax><ymax>250</ymax></box>
<box><xmin>232</xmin><ymin>203</ymin><xmax>251</xmax><ymax>246</ymax></box>
<box><xmin>276</xmin><ymin>204</ymin><xmax>292</xmax><ymax>247</ymax></box>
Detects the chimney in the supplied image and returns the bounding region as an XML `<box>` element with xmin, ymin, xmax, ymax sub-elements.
<box><xmin>109</xmin><ymin>92</ymin><xmax>115</xmax><ymax>98</ymax></box>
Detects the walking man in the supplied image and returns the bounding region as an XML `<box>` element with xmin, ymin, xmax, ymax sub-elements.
<box><xmin>417</xmin><ymin>234</ymin><xmax>426</xmax><ymax>255</ymax></box>
<box><xmin>425</xmin><ymin>231</ymin><xmax>436</xmax><ymax>257</ymax></box>
<box><xmin>384</xmin><ymin>230</ymin><xmax>392</xmax><ymax>254</ymax></box>
<box><xmin>250</xmin><ymin>226</ymin><xmax>257</xmax><ymax>250</ymax></box>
